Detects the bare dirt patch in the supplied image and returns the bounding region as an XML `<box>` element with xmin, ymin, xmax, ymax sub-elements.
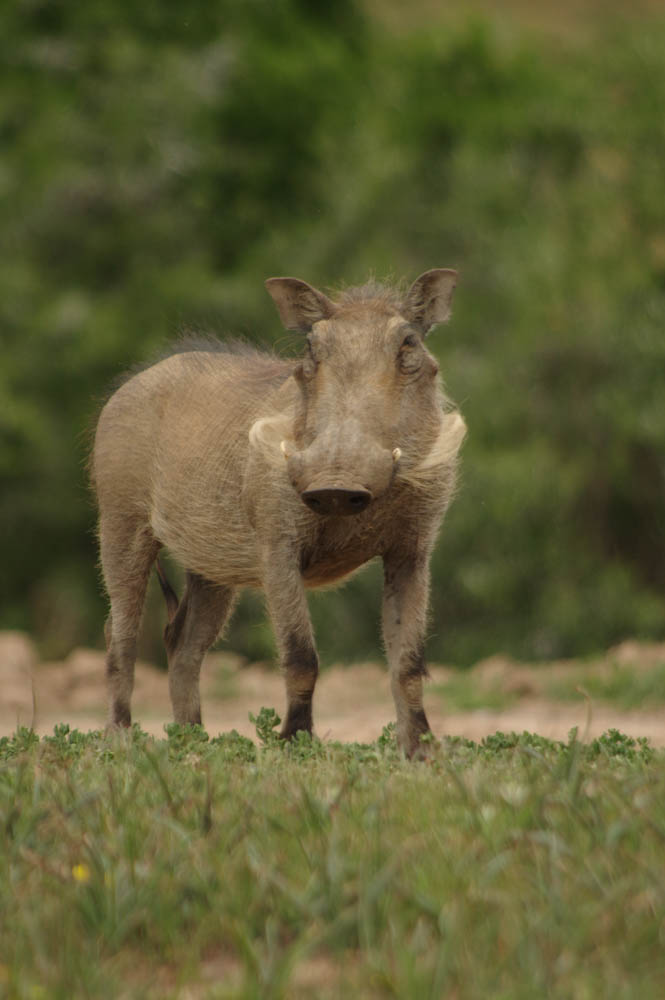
<box><xmin>2</xmin><ymin>631</ymin><xmax>665</xmax><ymax>745</ymax></box>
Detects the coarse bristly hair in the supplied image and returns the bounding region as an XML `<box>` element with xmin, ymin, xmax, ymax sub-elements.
<box><xmin>333</xmin><ymin>279</ymin><xmax>405</xmax><ymax>311</ymax></box>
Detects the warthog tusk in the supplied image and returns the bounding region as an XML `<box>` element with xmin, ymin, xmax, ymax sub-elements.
<box><xmin>392</xmin><ymin>447</ymin><xmax>402</xmax><ymax>463</ymax></box>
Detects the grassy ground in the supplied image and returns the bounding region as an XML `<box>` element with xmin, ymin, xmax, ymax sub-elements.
<box><xmin>432</xmin><ymin>652</ymin><xmax>665</xmax><ymax>713</ymax></box>
<box><xmin>2</xmin><ymin>715</ymin><xmax>664</xmax><ymax>999</ymax></box>
<box><xmin>545</xmin><ymin>660</ymin><xmax>665</xmax><ymax>710</ymax></box>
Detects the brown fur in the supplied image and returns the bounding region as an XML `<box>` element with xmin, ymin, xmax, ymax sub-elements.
<box><xmin>92</xmin><ymin>270</ymin><xmax>465</xmax><ymax>756</ymax></box>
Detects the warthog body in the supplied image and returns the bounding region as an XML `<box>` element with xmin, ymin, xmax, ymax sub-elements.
<box><xmin>92</xmin><ymin>270</ymin><xmax>465</xmax><ymax>756</ymax></box>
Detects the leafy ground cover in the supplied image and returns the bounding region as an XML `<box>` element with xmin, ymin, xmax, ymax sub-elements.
<box><xmin>1</xmin><ymin>715</ymin><xmax>664</xmax><ymax>999</ymax></box>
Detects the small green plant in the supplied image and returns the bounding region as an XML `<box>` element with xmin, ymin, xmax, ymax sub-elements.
<box><xmin>0</xmin><ymin>726</ymin><xmax>39</xmax><ymax>759</ymax></box>
<box><xmin>377</xmin><ymin>721</ymin><xmax>398</xmax><ymax>754</ymax></box>
<box><xmin>164</xmin><ymin>722</ymin><xmax>210</xmax><ymax>760</ymax></box>
<box><xmin>588</xmin><ymin>728</ymin><xmax>654</xmax><ymax>763</ymax></box>
<box><xmin>283</xmin><ymin>729</ymin><xmax>326</xmax><ymax>762</ymax></box>
<box><xmin>249</xmin><ymin>706</ymin><xmax>282</xmax><ymax>747</ymax></box>
<box><xmin>41</xmin><ymin>724</ymin><xmax>104</xmax><ymax>760</ymax></box>
<box><xmin>209</xmin><ymin>729</ymin><xmax>257</xmax><ymax>763</ymax></box>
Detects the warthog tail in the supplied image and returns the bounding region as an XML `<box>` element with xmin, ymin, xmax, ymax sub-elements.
<box><xmin>155</xmin><ymin>559</ymin><xmax>179</xmax><ymax>624</ymax></box>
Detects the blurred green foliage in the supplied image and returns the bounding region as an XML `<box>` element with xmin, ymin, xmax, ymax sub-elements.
<box><xmin>2</xmin><ymin>0</ymin><xmax>665</xmax><ymax>665</ymax></box>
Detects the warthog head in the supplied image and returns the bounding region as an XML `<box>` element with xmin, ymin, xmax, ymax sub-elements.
<box><xmin>265</xmin><ymin>269</ymin><xmax>457</xmax><ymax>516</ymax></box>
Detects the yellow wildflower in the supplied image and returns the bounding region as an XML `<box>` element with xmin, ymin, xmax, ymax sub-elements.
<box><xmin>72</xmin><ymin>863</ymin><xmax>91</xmax><ymax>883</ymax></box>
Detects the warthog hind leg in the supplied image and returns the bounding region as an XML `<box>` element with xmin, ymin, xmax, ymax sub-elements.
<box><xmin>101</xmin><ymin>520</ymin><xmax>160</xmax><ymax>728</ymax></box>
<box><xmin>164</xmin><ymin>572</ymin><xmax>236</xmax><ymax>726</ymax></box>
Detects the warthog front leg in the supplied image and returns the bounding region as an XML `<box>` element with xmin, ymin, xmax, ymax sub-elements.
<box><xmin>164</xmin><ymin>572</ymin><xmax>236</xmax><ymax>726</ymax></box>
<box><xmin>382</xmin><ymin>548</ymin><xmax>433</xmax><ymax>758</ymax></box>
<box><xmin>263</xmin><ymin>552</ymin><xmax>319</xmax><ymax>740</ymax></box>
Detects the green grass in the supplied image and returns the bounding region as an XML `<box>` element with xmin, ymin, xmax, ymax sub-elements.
<box><xmin>547</xmin><ymin>659</ymin><xmax>665</xmax><ymax>710</ymax></box>
<box><xmin>429</xmin><ymin>657</ymin><xmax>665</xmax><ymax>712</ymax></box>
<box><xmin>430</xmin><ymin>674</ymin><xmax>519</xmax><ymax>712</ymax></box>
<box><xmin>1</xmin><ymin>717</ymin><xmax>664</xmax><ymax>999</ymax></box>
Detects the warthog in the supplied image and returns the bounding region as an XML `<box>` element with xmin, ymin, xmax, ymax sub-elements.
<box><xmin>92</xmin><ymin>269</ymin><xmax>465</xmax><ymax>756</ymax></box>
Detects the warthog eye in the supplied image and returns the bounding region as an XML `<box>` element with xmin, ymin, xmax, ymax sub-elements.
<box><xmin>398</xmin><ymin>333</ymin><xmax>422</xmax><ymax>374</ymax></box>
<box><xmin>300</xmin><ymin>347</ymin><xmax>317</xmax><ymax>380</ymax></box>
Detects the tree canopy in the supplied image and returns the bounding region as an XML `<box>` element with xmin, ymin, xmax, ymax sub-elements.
<box><xmin>2</xmin><ymin>0</ymin><xmax>665</xmax><ymax>665</ymax></box>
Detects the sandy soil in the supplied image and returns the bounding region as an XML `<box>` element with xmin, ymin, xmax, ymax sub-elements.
<box><xmin>2</xmin><ymin>631</ymin><xmax>665</xmax><ymax>746</ymax></box>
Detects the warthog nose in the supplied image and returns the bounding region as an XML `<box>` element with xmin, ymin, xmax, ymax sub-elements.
<box><xmin>302</xmin><ymin>487</ymin><xmax>372</xmax><ymax>517</ymax></box>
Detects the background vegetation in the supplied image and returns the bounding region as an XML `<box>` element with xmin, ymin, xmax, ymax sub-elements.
<box><xmin>2</xmin><ymin>0</ymin><xmax>665</xmax><ymax>667</ymax></box>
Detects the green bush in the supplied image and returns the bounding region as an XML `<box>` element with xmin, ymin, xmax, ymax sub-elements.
<box><xmin>2</xmin><ymin>1</ymin><xmax>665</xmax><ymax>664</ymax></box>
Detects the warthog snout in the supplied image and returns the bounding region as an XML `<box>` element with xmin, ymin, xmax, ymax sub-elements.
<box><xmin>287</xmin><ymin>438</ymin><xmax>395</xmax><ymax>517</ymax></box>
<box><xmin>302</xmin><ymin>485</ymin><xmax>372</xmax><ymax>516</ymax></box>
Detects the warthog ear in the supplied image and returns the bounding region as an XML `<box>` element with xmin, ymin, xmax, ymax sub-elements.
<box><xmin>404</xmin><ymin>268</ymin><xmax>458</xmax><ymax>335</ymax></box>
<box><xmin>265</xmin><ymin>277</ymin><xmax>336</xmax><ymax>333</ymax></box>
